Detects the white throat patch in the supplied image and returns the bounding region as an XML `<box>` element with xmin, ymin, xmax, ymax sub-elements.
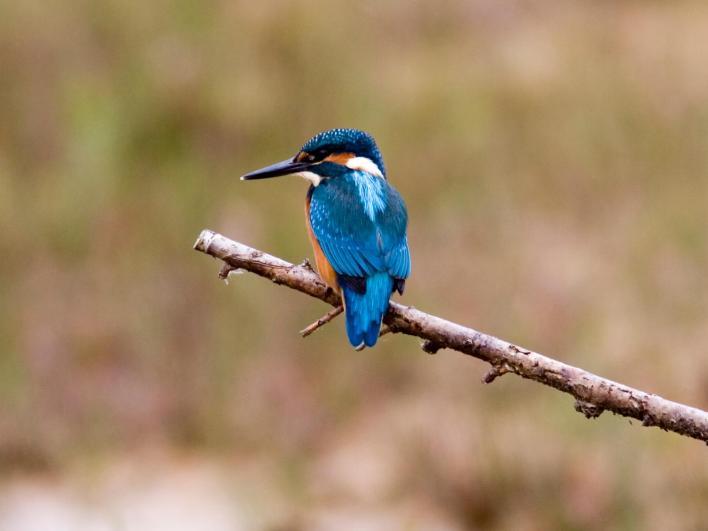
<box><xmin>346</xmin><ymin>157</ymin><xmax>384</xmax><ymax>179</ymax></box>
<box><xmin>295</xmin><ymin>171</ymin><xmax>322</xmax><ymax>186</ymax></box>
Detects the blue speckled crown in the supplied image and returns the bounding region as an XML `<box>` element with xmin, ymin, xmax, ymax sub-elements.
<box><xmin>301</xmin><ymin>129</ymin><xmax>386</xmax><ymax>177</ymax></box>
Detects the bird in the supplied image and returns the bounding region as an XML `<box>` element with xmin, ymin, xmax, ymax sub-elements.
<box><xmin>241</xmin><ymin>128</ymin><xmax>410</xmax><ymax>349</ymax></box>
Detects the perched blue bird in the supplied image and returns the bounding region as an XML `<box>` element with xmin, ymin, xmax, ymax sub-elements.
<box><xmin>241</xmin><ymin>129</ymin><xmax>410</xmax><ymax>349</ymax></box>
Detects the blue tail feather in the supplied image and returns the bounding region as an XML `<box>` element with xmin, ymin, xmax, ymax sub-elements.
<box><xmin>341</xmin><ymin>273</ymin><xmax>393</xmax><ymax>348</ymax></box>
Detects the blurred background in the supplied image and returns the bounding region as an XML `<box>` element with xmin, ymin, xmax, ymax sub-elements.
<box><xmin>1</xmin><ymin>0</ymin><xmax>707</xmax><ymax>529</ymax></box>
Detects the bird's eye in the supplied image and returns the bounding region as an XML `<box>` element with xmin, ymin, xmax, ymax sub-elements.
<box><xmin>296</xmin><ymin>151</ymin><xmax>316</xmax><ymax>163</ymax></box>
<box><xmin>297</xmin><ymin>148</ymin><xmax>331</xmax><ymax>163</ymax></box>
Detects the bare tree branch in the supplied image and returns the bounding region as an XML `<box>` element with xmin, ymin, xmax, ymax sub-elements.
<box><xmin>300</xmin><ymin>306</ymin><xmax>343</xmax><ymax>337</ymax></box>
<box><xmin>194</xmin><ymin>229</ymin><xmax>708</xmax><ymax>444</ymax></box>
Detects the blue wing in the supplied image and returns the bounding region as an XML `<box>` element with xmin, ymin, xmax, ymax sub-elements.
<box><xmin>308</xmin><ymin>179</ymin><xmax>410</xmax><ymax>281</ymax></box>
<box><xmin>309</xmin><ymin>176</ymin><xmax>409</xmax><ymax>348</ymax></box>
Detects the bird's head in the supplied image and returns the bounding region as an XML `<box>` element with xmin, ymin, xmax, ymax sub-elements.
<box><xmin>241</xmin><ymin>128</ymin><xmax>386</xmax><ymax>186</ymax></box>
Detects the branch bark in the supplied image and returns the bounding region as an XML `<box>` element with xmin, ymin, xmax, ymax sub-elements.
<box><xmin>194</xmin><ymin>229</ymin><xmax>708</xmax><ymax>444</ymax></box>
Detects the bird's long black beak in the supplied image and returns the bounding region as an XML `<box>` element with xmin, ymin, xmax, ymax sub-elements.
<box><xmin>240</xmin><ymin>158</ymin><xmax>313</xmax><ymax>180</ymax></box>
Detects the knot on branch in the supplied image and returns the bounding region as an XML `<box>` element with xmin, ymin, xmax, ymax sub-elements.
<box><xmin>482</xmin><ymin>363</ymin><xmax>512</xmax><ymax>384</ymax></box>
<box><xmin>421</xmin><ymin>339</ymin><xmax>443</xmax><ymax>355</ymax></box>
<box><xmin>218</xmin><ymin>263</ymin><xmax>245</xmax><ymax>284</ymax></box>
<box><xmin>508</xmin><ymin>344</ymin><xmax>531</xmax><ymax>355</ymax></box>
<box><xmin>642</xmin><ymin>413</ymin><xmax>657</xmax><ymax>428</ymax></box>
<box><xmin>574</xmin><ymin>399</ymin><xmax>605</xmax><ymax>419</ymax></box>
<box><xmin>218</xmin><ymin>263</ymin><xmax>234</xmax><ymax>280</ymax></box>
<box><xmin>300</xmin><ymin>258</ymin><xmax>315</xmax><ymax>273</ymax></box>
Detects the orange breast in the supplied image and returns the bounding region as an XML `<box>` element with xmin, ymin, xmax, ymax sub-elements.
<box><xmin>305</xmin><ymin>196</ymin><xmax>339</xmax><ymax>291</ymax></box>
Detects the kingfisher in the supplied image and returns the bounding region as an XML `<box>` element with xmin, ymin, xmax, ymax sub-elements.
<box><xmin>241</xmin><ymin>128</ymin><xmax>410</xmax><ymax>349</ymax></box>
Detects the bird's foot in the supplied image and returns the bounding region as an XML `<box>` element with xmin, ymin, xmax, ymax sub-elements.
<box><xmin>300</xmin><ymin>305</ymin><xmax>343</xmax><ymax>338</ymax></box>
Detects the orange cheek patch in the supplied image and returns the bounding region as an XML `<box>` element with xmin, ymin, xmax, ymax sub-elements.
<box><xmin>324</xmin><ymin>152</ymin><xmax>355</xmax><ymax>165</ymax></box>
